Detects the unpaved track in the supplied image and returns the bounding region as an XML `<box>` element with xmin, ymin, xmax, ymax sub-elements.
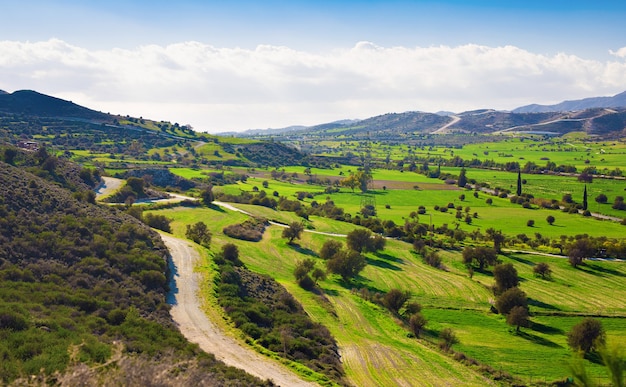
<box><xmin>161</xmin><ymin>232</ymin><xmax>315</xmax><ymax>387</ymax></box>
<box><xmin>95</xmin><ymin>176</ymin><xmax>124</xmax><ymax>198</ymax></box>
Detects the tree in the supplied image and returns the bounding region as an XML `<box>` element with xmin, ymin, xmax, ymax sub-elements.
<box><xmin>126</xmin><ymin>177</ymin><xmax>145</xmax><ymax>197</ymax></box>
<box><xmin>3</xmin><ymin>147</ymin><xmax>18</xmax><ymax>165</ymax></box>
<box><xmin>562</xmin><ymin>193</ymin><xmax>573</xmax><ymax>204</ymax></box>
<box><xmin>527</xmin><ymin>219</ymin><xmax>535</xmax><ymax>227</ymax></box>
<box><xmin>533</xmin><ymin>262</ymin><xmax>552</xmax><ymax>279</ymax></box>
<box><xmin>495</xmin><ymin>287</ymin><xmax>527</xmax><ymax>315</ymax></box>
<box><xmin>320</xmin><ymin>240</ymin><xmax>343</xmax><ymax>260</ymax></box>
<box><xmin>546</xmin><ymin>215</ymin><xmax>555</xmax><ymax>225</ymax></box>
<box><xmin>311</xmin><ymin>267</ymin><xmax>327</xmax><ymax>284</ymax></box>
<box><xmin>294</xmin><ymin>259</ymin><xmax>317</xmax><ymax>289</ymax></box>
<box><xmin>143</xmin><ymin>213</ymin><xmax>172</xmax><ymax>232</ymax></box>
<box><xmin>409</xmin><ymin>313</ymin><xmax>427</xmax><ymax>338</ymax></box>
<box><xmin>595</xmin><ymin>193</ymin><xmax>608</xmax><ymax>204</ymax></box>
<box><xmin>462</xmin><ymin>246</ymin><xmax>498</xmax><ymax>270</ymax></box>
<box><xmin>567</xmin><ymin>238</ymin><xmax>595</xmax><ymax>267</ymax></box>
<box><xmin>346</xmin><ymin>229</ymin><xmax>371</xmax><ymax>253</ymax></box>
<box><xmin>493</xmin><ymin>263</ymin><xmax>519</xmax><ymax>294</ymax></box>
<box><xmin>517</xmin><ymin>170</ymin><xmax>522</xmax><ymax>196</ymax></box>
<box><xmin>201</xmin><ymin>185</ymin><xmax>214</xmax><ymax>205</ymax></box>
<box><xmin>458</xmin><ymin>167</ymin><xmax>467</xmax><ymax>188</ymax></box>
<box><xmin>357</xmin><ymin>170</ymin><xmax>373</xmax><ymax>193</ymax></box>
<box><xmin>282</xmin><ymin>222</ymin><xmax>304</xmax><ymax>244</ymax></box>
<box><xmin>382</xmin><ymin>289</ymin><xmax>411</xmax><ymax>314</ymax></box>
<box><xmin>506</xmin><ymin>305</ymin><xmax>530</xmax><ymax>332</ymax></box>
<box><xmin>221</xmin><ymin>243</ymin><xmax>241</xmax><ymax>265</ymax></box>
<box><xmin>186</xmin><ymin>222</ymin><xmax>212</xmax><ymax>247</ymax></box>
<box><xmin>486</xmin><ymin>228</ymin><xmax>505</xmax><ymax>253</ymax></box>
<box><xmin>567</xmin><ymin>318</ymin><xmax>606</xmax><ymax>354</ymax></box>
<box><xmin>582</xmin><ymin>185</ymin><xmax>588</xmax><ymax>211</ymax></box>
<box><xmin>340</xmin><ymin>173</ymin><xmax>359</xmax><ymax>192</ymax></box>
<box><xmin>439</xmin><ymin>327</ymin><xmax>459</xmax><ymax>350</ymax></box>
<box><xmin>326</xmin><ymin>249</ymin><xmax>366</xmax><ymax>281</ymax></box>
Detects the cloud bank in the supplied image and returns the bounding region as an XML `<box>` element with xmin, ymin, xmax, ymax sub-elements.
<box><xmin>1</xmin><ymin>39</ymin><xmax>625</xmax><ymax>132</ymax></box>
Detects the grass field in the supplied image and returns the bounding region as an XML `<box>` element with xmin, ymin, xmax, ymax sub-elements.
<box><xmin>147</xmin><ymin>202</ymin><xmax>626</xmax><ymax>386</ymax></box>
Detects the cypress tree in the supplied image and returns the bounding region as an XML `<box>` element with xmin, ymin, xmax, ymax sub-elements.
<box><xmin>583</xmin><ymin>185</ymin><xmax>588</xmax><ymax>211</ymax></box>
<box><xmin>458</xmin><ymin>168</ymin><xmax>467</xmax><ymax>188</ymax></box>
<box><xmin>517</xmin><ymin>170</ymin><xmax>522</xmax><ymax>196</ymax></box>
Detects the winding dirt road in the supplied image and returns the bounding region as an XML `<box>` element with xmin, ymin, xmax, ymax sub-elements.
<box><xmin>161</xmin><ymin>232</ymin><xmax>315</xmax><ymax>387</ymax></box>
<box><xmin>95</xmin><ymin>176</ymin><xmax>124</xmax><ymax>198</ymax></box>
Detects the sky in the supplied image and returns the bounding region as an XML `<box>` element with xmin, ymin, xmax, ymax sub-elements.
<box><xmin>2</xmin><ymin>0</ymin><xmax>626</xmax><ymax>132</ymax></box>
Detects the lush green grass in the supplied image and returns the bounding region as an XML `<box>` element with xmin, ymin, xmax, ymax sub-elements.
<box><xmin>320</xmin><ymin>187</ymin><xmax>626</xmax><ymax>239</ymax></box>
<box><xmin>442</xmin><ymin>166</ymin><xmax>626</xmax><ymax>218</ymax></box>
<box><xmin>149</xmin><ymin>200</ymin><xmax>626</xmax><ymax>385</ymax></box>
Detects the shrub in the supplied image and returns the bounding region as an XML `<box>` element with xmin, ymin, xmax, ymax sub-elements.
<box><xmin>527</xmin><ymin>219</ymin><xmax>535</xmax><ymax>227</ymax></box>
<box><xmin>533</xmin><ymin>262</ymin><xmax>552</xmax><ymax>279</ymax></box>
<box><xmin>409</xmin><ymin>313</ymin><xmax>427</xmax><ymax>337</ymax></box>
<box><xmin>186</xmin><ymin>222</ymin><xmax>212</xmax><ymax>247</ymax></box>
<box><xmin>326</xmin><ymin>250</ymin><xmax>366</xmax><ymax>281</ymax></box>
<box><xmin>223</xmin><ymin>218</ymin><xmax>267</xmax><ymax>242</ymax></box>
<box><xmin>143</xmin><ymin>213</ymin><xmax>172</xmax><ymax>232</ymax></box>
<box><xmin>439</xmin><ymin>327</ymin><xmax>459</xmax><ymax>350</ymax></box>
<box><xmin>382</xmin><ymin>289</ymin><xmax>411</xmax><ymax>314</ymax></box>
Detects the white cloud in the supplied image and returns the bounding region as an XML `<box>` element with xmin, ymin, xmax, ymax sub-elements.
<box><xmin>1</xmin><ymin>39</ymin><xmax>626</xmax><ymax>132</ymax></box>
<box><xmin>610</xmin><ymin>47</ymin><xmax>626</xmax><ymax>58</ymax></box>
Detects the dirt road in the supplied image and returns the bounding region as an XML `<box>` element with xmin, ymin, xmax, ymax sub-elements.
<box><xmin>95</xmin><ymin>176</ymin><xmax>124</xmax><ymax>198</ymax></box>
<box><xmin>161</xmin><ymin>232</ymin><xmax>315</xmax><ymax>387</ymax></box>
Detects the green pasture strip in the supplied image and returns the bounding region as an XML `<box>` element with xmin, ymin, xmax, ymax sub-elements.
<box><xmin>496</xmin><ymin>253</ymin><xmax>626</xmax><ymax>314</ymax></box>
<box><xmin>441</xmin><ymin>166</ymin><xmax>626</xmax><ymax>213</ymax></box>
<box><xmin>319</xmin><ymin>185</ymin><xmax>626</xmax><ymax>238</ymax></box>
<box><xmin>424</xmin><ymin>309</ymin><xmax>623</xmax><ymax>383</ymax></box>
<box><xmin>194</xmin><ymin>143</ymin><xmax>239</xmax><ymax>160</ymax></box>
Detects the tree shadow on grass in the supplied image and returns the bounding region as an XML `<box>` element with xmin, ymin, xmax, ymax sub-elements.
<box><xmin>584</xmin><ymin>351</ymin><xmax>604</xmax><ymax>365</ymax></box>
<box><xmin>341</xmin><ymin>276</ymin><xmax>385</xmax><ymax>295</ymax></box>
<box><xmin>374</xmin><ymin>251</ymin><xmax>404</xmax><ymax>264</ymax></box>
<box><xmin>585</xmin><ymin>263</ymin><xmax>625</xmax><ymax>278</ymax></box>
<box><xmin>506</xmin><ymin>255</ymin><xmax>536</xmax><ymax>266</ymax></box>
<box><xmin>365</xmin><ymin>257</ymin><xmax>402</xmax><ymax>271</ymax></box>
<box><xmin>530</xmin><ymin>321</ymin><xmax>563</xmax><ymax>335</ymax></box>
<box><xmin>516</xmin><ymin>331</ymin><xmax>562</xmax><ymax>348</ymax></box>
<box><xmin>208</xmin><ymin>203</ymin><xmax>226</xmax><ymax>212</ymax></box>
<box><xmin>290</xmin><ymin>244</ymin><xmax>319</xmax><ymax>257</ymax></box>
<box><xmin>320</xmin><ymin>287</ymin><xmax>339</xmax><ymax>296</ymax></box>
<box><xmin>528</xmin><ymin>297</ymin><xmax>560</xmax><ymax>311</ymax></box>
<box><xmin>576</xmin><ymin>265</ymin><xmax>605</xmax><ymax>277</ymax></box>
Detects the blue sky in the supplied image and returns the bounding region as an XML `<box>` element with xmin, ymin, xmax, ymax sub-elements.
<box><xmin>2</xmin><ymin>1</ymin><xmax>626</xmax><ymax>131</ymax></box>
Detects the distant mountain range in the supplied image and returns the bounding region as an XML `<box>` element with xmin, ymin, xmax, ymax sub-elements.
<box><xmin>1</xmin><ymin>88</ymin><xmax>625</xmax><ymax>139</ymax></box>
<box><xmin>512</xmin><ymin>90</ymin><xmax>626</xmax><ymax>113</ymax></box>
<box><xmin>240</xmin><ymin>90</ymin><xmax>626</xmax><ymax>139</ymax></box>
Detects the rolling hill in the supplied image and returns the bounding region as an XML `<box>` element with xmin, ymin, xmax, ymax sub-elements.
<box><xmin>0</xmin><ymin>90</ymin><xmax>110</xmax><ymax>121</ymax></box>
<box><xmin>513</xmin><ymin>90</ymin><xmax>626</xmax><ymax>113</ymax></box>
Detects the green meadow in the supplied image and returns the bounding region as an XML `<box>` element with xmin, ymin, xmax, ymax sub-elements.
<box><xmin>147</xmin><ymin>203</ymin><xmax>626</xmax><ymax>385</ymax></box>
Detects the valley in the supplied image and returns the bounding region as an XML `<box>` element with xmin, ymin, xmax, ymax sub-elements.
<box><xmin>1</xmin><ymin>90</ymin><xmax>625</xmax><ymax>386</ymax></box>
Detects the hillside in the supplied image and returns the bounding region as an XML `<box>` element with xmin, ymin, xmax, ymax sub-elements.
<box><xmin>246</xmin><ymin>107</ymin><xmax>626</xmax><ymax>143</ymax></box>
<box><xmin>513</xmin><ymin>90</ymin><xmax>626</xmax><ymax>113</ymax></box>
<box><xmin>0</xmin><ymin>90</ymin><xmax>111</xmax><ymax>121</ymax></box>
<box><xmin>0</xmin><ymin>148</ymin><xmax>268</xmax><ymax>385</ymax></box>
